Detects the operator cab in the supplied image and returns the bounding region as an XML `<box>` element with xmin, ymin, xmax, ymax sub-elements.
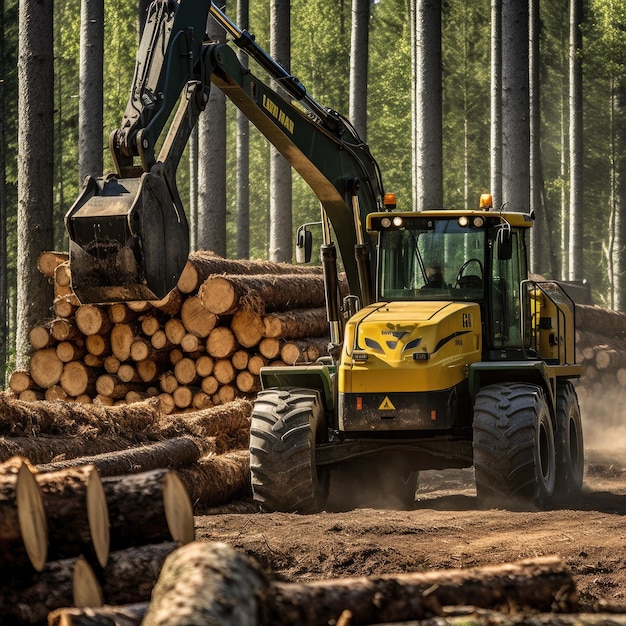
<box><xmin>367</xmin><ymin>206</ymin><xmax>531</xmax><ymax>357</ymax></box>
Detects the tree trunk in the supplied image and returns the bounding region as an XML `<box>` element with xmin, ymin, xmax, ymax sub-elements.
<box><xmin>349</xmin><ymin>0</ymin><xmax>369</xmax><ymax>141</ymax></box>
<box><xmin>48</xmin><ymin>602</ymin><xmax>149</xmax><ymax>626</ymax></box>
<box><xmin>77</xmin><ymin>0</ymin><xmax>104</xmax><ymax>183</ymax></box>
<box><xmin>269</xmin><ymin>0</ymin><xmax>293</xmax><ymax>263</ymax></box>
<box><xmin>16</xmin><ymin>0</ymin><xmax>54</xmax><ymax>369</ymax></box>
<box><xmin>414</xmin><ymin>0</ymin><xmax>443</xmax><ymax>212</ymax></box>
<box><xmin>501</xmin><ymin>0</ymin><xmax>530</xmax><ymax>213</ymax></box>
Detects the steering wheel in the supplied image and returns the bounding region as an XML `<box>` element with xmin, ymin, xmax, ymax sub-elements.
<box><xmin>456</xmin><ymin>258</ymin><xmax>484</xmax><ymax>289</ymax></box>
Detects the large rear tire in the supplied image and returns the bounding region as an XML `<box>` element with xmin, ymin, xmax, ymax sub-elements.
<box><xmin>554</xmin><ymin>382</ymin><xmax>584</xmax><ymax>502</ymax></box>
<box><xmin>473</xmin><ymin>383</ymin><xmax>556</xmax><ymax>509</ymax></box>
<box><xmin>249</xmin><ymin>388</ymin><xmax>327</xmax><ymax>513</ymax></box>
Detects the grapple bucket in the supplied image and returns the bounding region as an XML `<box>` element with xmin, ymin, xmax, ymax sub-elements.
<box><xmin>65</xmin><ymin>173</ymin><xmax>189</xmax><ymax>304</ymax></box>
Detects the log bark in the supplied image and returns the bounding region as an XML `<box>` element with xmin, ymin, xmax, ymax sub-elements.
<box><xmin>141</xmin><ymin>541</ymin><xmax>268</xmax><ymax>626</ymax></box>
<box><xmin>265</xmin><ymin>555</ymin><xmax>578</xmax><ymax>625</ymax></box>
<box><xmin>0</xmin><ymin>456</ymin><xmax>47</xmax><ymax>571</ymax></box>
<box><xmin>88</xmin><ymin>542</ymin><xmax>177</xmax><ymax>606</ymax></box>
<box><xmin>102</xmin><ymin>468</ymin><xmax>194</xmax><ymax>551</ymax></box>
<box><xmin>48</xmin><ymin>602</ymin><xmax>148</xmax><ymax>626</ymax></box>
<box><xmin>576</xmin><ymin>304</ymin><xmax>626</xmax><ymax>335</ymax></box>
<box><xmin>263</xmin><ymin>307</ymin><xmax>329</xmax><ymax>339</ymax></box>
<box><xmin>199</xmin><ymin>273</ymin><xmax>326</xmax><ymax>315</ymax></box>
<box><xmin>176</xmin><ymin>250</ymin><xmax>321</xmax><ymax>294</ymax></box>
<box><xmin>0</xmin><ymin>392</ymin><xmax>159</xmax><ymax>439</ymax></box>
<box><xmin>36</xmin><ymin>437</ymin><xmax>200</xmax><ymax>475</ymax></box>
<box><xmin>0</xmin><ymin>553</ymin><xmax>81</xmax><ymax>624</ymax></box>
<box><xmin>35</xmin><ymin>464</ymin><xmax>109</xmax><ymax>567</ymax></box>
<box><xmin>176</xmin><ymin>450</ymin><xmax>251</xmax><ymax>508</ymax></box>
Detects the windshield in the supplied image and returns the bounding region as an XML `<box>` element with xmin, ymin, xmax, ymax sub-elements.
<box><xmin>378</xmin><ymin>218</ymin><xmax>486</xmax><ymax>301</ymax></box>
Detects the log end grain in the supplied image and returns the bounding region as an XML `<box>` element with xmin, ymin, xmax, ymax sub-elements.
<box><xmin>163</xmin><ymin>471</ymin><xmax>195</xmax><ymax>545</ymax></box>
<box><xmin>16</xmin><ymin>460</ymin><xmax>48</xmax><ymax>571</ymax></box>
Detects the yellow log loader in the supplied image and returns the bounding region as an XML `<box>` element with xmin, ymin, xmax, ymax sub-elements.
<box><xmin>65</xmin><ymin>0</ymin><xmax>584</xmax><ymax>512</ymax></box>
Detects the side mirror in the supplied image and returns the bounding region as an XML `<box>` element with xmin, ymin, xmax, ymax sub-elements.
<box><xmin>497</xmin><ymin>225</ymin><xmax>512</xmax><ymax>260</ymax></box>
<box><xmin>296</xmin><ymin>225</ymin><xmax>313</xmax><ymax>263</ymax></box>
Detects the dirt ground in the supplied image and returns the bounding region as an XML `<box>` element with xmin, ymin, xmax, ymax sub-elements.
<box><xmin>195</xmin><ymin>415</ymin><xmax>626</xmax><ymax>613</ymax></box>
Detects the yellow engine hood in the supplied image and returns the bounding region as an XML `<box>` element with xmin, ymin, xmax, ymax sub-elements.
<box><xmin>339</xmin><ymin>300</ymin><xmax>482</xmax><ymax>393</ymax></box>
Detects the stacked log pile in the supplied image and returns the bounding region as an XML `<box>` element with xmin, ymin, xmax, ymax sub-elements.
<box><xmin>10</xmin><ymin>251</ymin><xmax>331</xmax><ymax>413</ymax></box>
<box><xmin>0</xmin><ymin>390</ymin><xmax>255</xmax><ymax>624</ymax></box>
<box><xmin>574</xmin><ymin>304</ymin><xmax>626</xmax><ymax>419</ymax></box>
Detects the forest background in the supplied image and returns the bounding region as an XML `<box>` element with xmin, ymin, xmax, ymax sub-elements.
<box><xmin>0</xmin><ymin>0</ymin><xmax>624</xmax><ymax>378</ymax></box>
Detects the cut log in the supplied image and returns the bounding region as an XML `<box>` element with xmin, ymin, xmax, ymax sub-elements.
<box><xmin>9</xmin><ymin>369</ymin><xmax>35</xmax><ymax>394</ymax></box>
<box><xmin>195</xmin><ymin>355</ymin><xmax>214</xmax><ymax>377</ymax></box>
<box><xmin>57</xmin><ymin>341</ymin><xmax>86</xmax><ymax>363</ymax></box>
<box><xmin>172</xmin><ymin>385</ymin><xmax>194</xmax><ymax>410</ymax></box>
<box><xmin>200</xmin><ymin>375</ymin><xmax>219</xmax><ymax>396</ymax></box>
<box><xmin>102</xmin><ymin>468</ymin><xmax>194</xmax><ymax>551</ymax></box>
<box><xmin>38</xmin><ymin>250</ymin><xmax>69</xmax><ymax>278</ymax></box>
<box><xmin>48</xmin><ymin>602</ymin><xmax>149</xmax><ymax>626</ymax></box>
<box><xmin>86</xmin><ymin>334</ymin><xmax>110</xmax><ymax>357</ymax></box>
<box><xmin>248</xmin><ymin>354</ymin><xmax>269</xmax><ymax>375</ymax></box>
<box><xmin>595</xmin><ymin>346</ymin><xmax>626</xmax><ymax>370</ymax></box>
<box><xmin>174</xmin><ymin>357</ymin><xmax>198</xmax><ymax>386</ymax></box>
<box><xmin>76</xmin><ymin>305</ymin><xmax>113</xmax><ymax>336</ymax></box>
<box><xmin>151</xmin><ymin>288</ymin><xmax>182</xmax><ymax>315</ymax></box>
<box><xmin>156</xmin><ymin>398</ymin><xmax>252</xmax><ymax>453</ymax></box>
<box><xmin>159</xmin><ymin>372</ymin><xmax>179</xmax><ymax>394</ymax></box>
<box><xmin>280</xmin><ymin>338</ymin><xmax>329</xmax><ymax>365</ymax></box>
<box><xmin>206</xmin><ymin>326</ymin><xmax>238</xmax><ymax>358</ymax></box>
<box><xmin>192</xmin><ymin>391</ymin><xmax>214</xmax><ymax>410</ymax></box>
<box><xmin>51</xmin><ymin>318</ymin><xmax>82</xmax><ymax>342</ymax></box>
<box><xmin>60</xmin><ymin>361</ymin><xmax>95</xmax><ymax>397</ymax></box>
<box><xmin>231</xmin><ymin>349</ymin><xmax>249</xmax><ymax>370</ymax></box>
<box><xmin>236</xmin><ymin>370</ymin><xmax>260</xmax><ymax>394</ymax></box>
<box><xmin>142</xmin><ymin>541</ymin><xmax>268</xmax><ymax>626</ymax></box>
<box><xmin>80</xmin><ymin>542</ymin><xmax>178</xmax><ymax>606</ymax></box>
<box><xmin>217</xmin><ymin>384</ymin><xmax>238</xmax><ymax>405</ymax></box>
<box><xmin>180</xmin><ymin>295</ymin><xmax>217</xmax><ymax>338</ymax></box>
<box><xmin>0</xmin><ymin>391</ymin><xmax>159</xmax><ymax>439</ymax></box>
<box><xmin>36</xmin><ymin>437</ymin><xmax>200</xmax><ymax>476</ymax></box>
<box><xmin>231</xmin><ymin>308</ymin><xmax>265</xmax><ymax>348</ymax></box>
<box><xmin>136</xmin><ymin>359</ymin><xmax>159</xmax><ymax>384</ymax></box>
<box><xmin>29</xmin><ymin>347</ymin><xmax>64</xmax><ymax>389</ymax></box>
<box><xmin>53</xmin><ymin>294</ymin><xmax>79</xmax><ymax>319</ymax></box>
<box><xmin>213</xmin><ymin>359</ymin><xmax>235</xmax><ymax>385</ymax></box>
<box><xmin>180</xmin><ymin>332</ymin><xmax>200</xmax><ymax>353</ymax></box>
<box><xmin>177</xmin><ymin>250</ymin><xmax>322</xmax><ymax>294</ymax></box>
<box><xmin>107</xmin><ymin>303</ymin><xmax>137</xmax><ymax>324</ymax></box>
<box><xmin>265</xmin><ymin>555</ymin><xmax>577</xmax><ymax>625</ymax></box>
<box><xmin>0</xmin><ymin>456</ymin><xmax>47</xmax><ymax>571</ymax></box>
<box><xmin>263</xmin><ymin>307</ymin><xmax>329</xmax><ymax>339</ymax></box>
<box><xmin>29</xmin><ymin>323</ymin><xmax>53</xmax><ymax>349</ymax></box>
<box><xmin>176</xmin><ymin>451</ymin><xmax>251</xmax><ymax>510</ymax></box>
<box><xmin>0</xmin><ymin>552</ymin><xmax>82</xmax><ymax>623</ymax></box>
<box><xmin>110</xmin><ymin>324</ymin><xmax>136</xmax><ymax>361</ymax></box>
<box><xmin>54</xmin><ymin>260</ymin><xmax>73</xmax><ymax>288</ymax></box>
<box><xmin>141</xmin><ymin>314</ymin><xmax>162</xmax><ymax>337</ymax></box>
<box><xmin>35</xmin><ymin>464</ymin><xmax>109</xmax><ymax>567</ymax></box>
<box><xmin>200</xmin><ymin>273</ymin><xmax>326</xmax><ymax>315</ymax></box>
<box><xmin>165</xmin><ymin>318</ymin><xmax>187</xmax><ymax>345</ymax></box>
<box><xmin>576</xmin><ymin>304</ymin><xmax>626</xmax><ymax>335</ymax></box>
<box><xmin>46</xmin><ymin>385</ymin><xmax>69</xmax><ymax>401</ymax></box>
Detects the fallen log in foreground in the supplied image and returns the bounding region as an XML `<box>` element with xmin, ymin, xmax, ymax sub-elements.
<box><xmin>140</xmin><ymin>543</ymin><xmax>577</xmax><ymax>626</ymax></box>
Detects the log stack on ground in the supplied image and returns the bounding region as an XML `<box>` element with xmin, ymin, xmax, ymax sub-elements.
<box><xmin>11</xmin><ymin>251</ymin><xmax>331</xmax><ymax>412</ymax></box>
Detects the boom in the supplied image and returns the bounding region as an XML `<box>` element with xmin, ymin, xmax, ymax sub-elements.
<box><xmin>65</xmin><ymin>0</ymin><xmax>384</xmax><ymax>305</ymax></box>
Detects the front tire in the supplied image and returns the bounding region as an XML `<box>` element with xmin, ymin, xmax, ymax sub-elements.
<box><xmin>554</xmin><ymin>382</ymin><xmax>584</xmax><ymax>502</ymax></box>
<box><xmin>249</xmin><ymin>388</ymin><xmax>327</xmax><ymax>513</ymax></box>
<box><xmin>473</xmin><ymin>383</ymin><xmax>556</xmax><ymax>509</ymax></box>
